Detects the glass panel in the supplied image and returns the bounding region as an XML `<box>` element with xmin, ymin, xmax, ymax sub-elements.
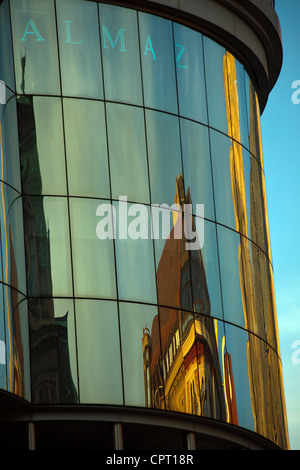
<box><xmin>0</xmin><ymin>283</ymin><xmax>6</xmax><ymax>391</ymax></box>
<box><xmin>250</xmin><ymin>244</ymin><xmax>279</xmax><ymax>352</ymax></box>
<box><xmin>233</xmin><ymin>60</ymin><xmax>249</xmax><ymax>149</ymax></box>
<box><xmin>225</xmin><ymin>323</ymin><xmax>289</xmax><ymax>449</ymax></box>
<box><xmin>161</xmin><ymin>309</ymin><xmax>227</xmax><ymax>421</ymax></box>
<box><xmin>153</xmin><ymin>206</ymin><xmax>222</xmax><ymax>320</ymax></box>
<box><xmin>223</xmin><ymin>323</ymin><xmax>255</xmax><ymax>431</ymax></box>
<box><xmin>113</xmin><ymin>200</ymin><xmax>157</xmax><ymax>304</ymax></box>
<box><xmin>106</xmin><ymin>103</ymin><xmax>150</xmax><ymax>204</ymax></box>
<box><xmin>56</xmin><ymin>0</ymin><xmax>103</xmax><ymax>99</ymax></box>
<box><xmin>248</xmin><ymin>80</ymin><xmax>263</xmax><ymax>166</ymax></box>
<box><xmin>174</xmin><ymin>23</ymin><xmax>207</xmax><ymax>124</ymax></box>
<box><xmin>70</xmin><ymin>197</ymin><xmax>117</xmax><ymax>299</ymax></box>
<box><xmin>195</xmin><ymin>220</ymin><xmax>223</xmax><ymax>320</ymax></box>
<box><xmin>10</xmin><ymin>0</ymin><xmax>60</xmax><ymax>95</ymax></box>
<box><xmin>146</xmin><ymin>110</ymin><xmax>182</xmax><ymax>208</ymax></box>
<box><xmin>1</xmin><ymin>97</ymin><xmax>21</xmax><ymax>192</ymax></box>
<box><xmin>139</xmin><ymin>12</ymin><xmax>178</xmax><ymax>114</ymax></box>
<box><xmin>75</xmin><ymin>299</ymin><xmax>123</xmax><ymax>405</ymax></box>
<box><xmin>203</xmin><ymin>36</ymin><xmax>228</xmax><ymax>134</ymax></box>
<box><xmin>99</xmin><ymin>3</ymin><xmax>142</xmax><ymax>105</ymax></box>
<box><xmin>0</xmin><ymin>0</ymin><xmax>15</xmax><ymax>92</ymax></box>
<box><xmin>119</xmin><ymin>302</ymin><xmax>159</xmax><ymax>408</ymax></box>
<box><xmin>14</xmin><ymin>299</ymin><xmax>31</xmax><ymax>401</ymax></box>
<box><xmin>23</xmin><ymin>196</ymin><xmax>72</xmax><ymax>297</ymax></box>
<box><xmin>217</xmin><ymin>226</ymin><xmax>246</xmax><ymax>328</ymax></box>
<box><xmin>180</xmin><ymin>118</ymin><xmax>214</xmax><ymax>221</ymax></box>
<box><xmin>28</xmin><ymin>298</ymin><xmax>78</xmax><ymax>404</ymax></box>
<box><xmin>17</xmin><ymin>96</ymin><xmax>66</xmax><ymax>196</ymax></box>
<box><xmin>6</xmin><ymin>196</ymin><xmax>27</xmax><ymax>295</ymax></box>
<box><xmin>63</xmin><ymin>98</ymin><xmax>110</xmax><ymax>198</ymax></box>
<box><xmin>209</xmin><ymin>129</ymin><xmax>235</xmax><ymax>230</ymax></box>
<box><xmin>249</xmin><ymin>142</ymin><xmax>273</xmax><ymax>263</ymax></box>
<box><xmin>3</xmin><ymin>287</ymin><xmax>29</xmax><ymax>397</ymax></box>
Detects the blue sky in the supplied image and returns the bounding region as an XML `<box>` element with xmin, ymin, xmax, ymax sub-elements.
<box><xmin>260</xmin><ymin>0</ymin><xmax>300</xmax><ymax>450</ymax></box>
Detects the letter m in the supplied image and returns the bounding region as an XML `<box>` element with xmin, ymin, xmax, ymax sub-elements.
<box><xmin>102</xmin><ymin>26</ymin><xmax>127</xmax><ymax>52</ymax></box>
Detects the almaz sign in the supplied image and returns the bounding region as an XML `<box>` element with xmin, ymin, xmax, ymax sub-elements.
<box><xmin>21</xmin><ymin>18</ymin><xmax>188</xmax><ymax>68</ymax></box>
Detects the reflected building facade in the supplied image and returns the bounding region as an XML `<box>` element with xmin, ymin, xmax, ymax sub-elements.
<box><xmin>0</xmin><ymin>0</ymin><xmax>289</xmax><ymax>450</ymax></box>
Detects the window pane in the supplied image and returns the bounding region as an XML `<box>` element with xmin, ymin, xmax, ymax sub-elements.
<box><xmin>2</xmin><ymin>97</ymin><xmax>21</xmax><ymax>192</ymax></box>
<box><xmin>28</xmin><ymin>298</ymin><xmax>78</xmax><ymax>404</ymax></box>
<box><xmin>70</xmin><ymin>197</ymin><xmax>117</xmax><ymax>299</ymax></box>
<box><xmin>75</xmin><ymin>299</ymin><xmax>123</xmax><ymax>405</ymax></box>
<box><xmin>224</xmin><ymin>323</ymin><xmax>255</xmax><ymax>431</ymax></box>
<box><xmin>139</xmin><ymin>12</ymin><xmax>178</xmax><ymax>113</ymax></box>
<box><xmin>63</xmin><ymin>98</ymin><xmax>110</xmax><ymax>198</ymax></box>
<box><xmin>17</xmin><ymin>96</ymin><xmax>66</xmax><ymax>195</ymax></box>
<box><xmin>249</xmin><ymin>157</ymin><xmax>272</xmax><ymax>260</ymax></box>
<box><xmin>195</xmin><ymin>220</ymin><xmax>223</xmax><ymax>320</ymax></box>
<box><xmin>57</xmin><ymin>0</ymin><xmax>103</xmax><ymax>99</ymax></box>
<box><xmin>210</xmin><ymin>129</ymin><xmax>236</xmax><ymax>231</ymax></box>
<box><xmin>233</xmin><ymin>60</ymin><xmax>249</xmax><ymax>149</ymax></box>
<box><xmin>146</xmin><ymin>110</ymin><xmax>182</xmax><ymax>207</ymax></box>
<box><xmin>6</xmin><ymin>196</ymin><xmax>27</xmax><ymax>295</ymax></box>
<box><xmin>113</xmin><ymin>200</ymin><xmax>157</xmax><ymax>304</ymax></box>
<box><xmin>119</xmin><ymin>302</ymin><xmax>159</xmax><ymax>408</ymax></box>
<box><xmin>106</xmin><ymin>103</ymin><xmax>150</xmax><ymax>204</ymax></box>
<box><xmin>0</xmin><ymin>0</ymin><xmax>15</xmax><ymax>92</ymax></box>
<box><xmin>203</xmin><ymin>36</ymin><xmax>228</xmax><ymax>135</ymax></box>
<box><xmin>10</xmin><ymin>0</ymin><xmax>60</xmax><ymax>95</ymax></box>
<box><xmin>217</xmin><ymin>226</ymin><xmax>251</xmax><ymax>329</ymax></box>
<box><xmin>23</xmin><ymin>196</ymin><xmax>72</xmax><ymax>297</ymax></box>
<box><xmin>174</xmin><ymin>23</ymin><xmax>207</xmax><ymax>124</ymax></box>
<box><xmin>180</xmin><ymin>118</ymin><xmax>214</xmax><ymax>220</ymax></box>
<box><xmin>99</xmin><ymin>3</ymin><xmax>142</xmax><ymax>105</ymax></box>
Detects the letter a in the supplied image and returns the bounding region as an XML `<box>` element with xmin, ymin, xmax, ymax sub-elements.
<box><xmin>144</xmin><ymin>36</ymin><xmax>156</xmax><ymax>60</ymax></box>
<box><xmin>21</xmin><ymin>19</ymin><xmax>45</xmax><ymax>42</ymax></box>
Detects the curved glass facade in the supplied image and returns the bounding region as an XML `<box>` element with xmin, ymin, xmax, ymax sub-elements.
<box><xmin>0</xmin><ymin>0</ymin><xmax>288</xmax><ymax>449</ymax></box>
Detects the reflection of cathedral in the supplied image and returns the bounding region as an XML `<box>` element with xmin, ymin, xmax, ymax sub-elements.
<box><xmin>17</xmin><ymin>93</ymin><xmax>77</xmax><ymax>404</ymax></box>
<box><xmin>142</xmin><ymin>175</ymin><xmax>238</xmax><ymax>424</ymax></box>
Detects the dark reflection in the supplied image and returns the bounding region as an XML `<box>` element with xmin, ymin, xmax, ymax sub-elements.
<box><xmin>29</xmin><ymin>298</ymin><xmax>77</xmax><ymax>404</ymax></box>
<box><xmin>142</xmin><ymin>175</ymin><xmax>229</xmax><ymax>421</ymax></box>
<box><xmin>20</xmin><ymin>113</ymin><xmax>52</xmax><ymax>296</ymax></box>
<box><xmin>17</xmin><ymin>94</ymin><xmax>76</xmax><ymax>404</ymax></box>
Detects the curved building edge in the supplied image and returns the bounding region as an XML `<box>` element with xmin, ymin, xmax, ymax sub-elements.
<box><xmin>102</xmin><ymin>0</ymin><xmax>282</xmax><ymax>112</ymax></box>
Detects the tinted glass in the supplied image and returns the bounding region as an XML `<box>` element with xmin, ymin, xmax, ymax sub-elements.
<box><xmin>146</xmin><ymin>110</ymin><xmax>182</xmax><ymax>207</ymax></box>
<box><xmin>23</xmin><ymin>196</ymin><xmax>72</xmax><ymax>297</ymax></box>
<box><xmin>217</xmin><ymin>226</ymin><xmax>245</xmax><ymax>328</ymax></box>
<box><xmin>203</xmin><ymin>36</ymin><xmax>228</xmax><ymax>135</ymax></box>
<box><xmin>70</xmin><ymin>197</ymin><xmax>117</xmax><ymax>299</ymax></box>
<box><xmin>75</xmin><ymin>299</ymin><xmax>123</xmax><ymax>405</ymax></box>
<box><xmin>106</xmin><ymin>103</ymin><xmax>150</xmax><ymax>204</ymax></box>
<box><xmin>224</xmin><ymin>323</ymin><xmax>255</xmax><ymax>430</ymax></box>
<box><xmin>18</xmin><ymin>96</ymin><xmax>66</xmax><ymax>196</ymax></box>
<box><xmin>0</xmin><ymin>0</ymin><xmax>15</xmax><ymax>92</ymax></box>
<box><xmin>63</xmin><ymin>98</ymin><xmax>110</xmax><ymax>198</ymax></box>
<box><xmin>113</xmin><ymin>200</ymin><xmax>157</xmax><ymax>304</ymax></box>
<box><xmin>10</xmin><ymin>0</ymin><xmax>60</xmax><ymax>95</ymax></box>
<box><xmin>57</xmin><ymin>0</ymin><xmax>103</xmax><ymax>99</ymax></box>
<box><xmin>174</xmin><ymin>23</ymin><xmax>207</xmax><ymax>124</ymax></box>
<box><xmin>119</xmin><ymin>302</ymin><xmax>159</xmax><ymax>408</ymax></box>
<box><xmin>180</xmin><ymin>118</ymin><xmax>214</xmax><ymax>220</ymax></box>
<box><xmin>1</xmin><ymin>97</ymin><xmax>21</xmax><ymax>192</ymax></box>
<box><xmin>210</xmin><ymin>129</ymin><xmax>235</xmax><ymax>230</ymax></box>
<box><xmin>99</xmin><ymin>4</ymin><xmax>142</xmax><ymax>105</ymax></box>
<box><xmin>139</xmin><ymin>12</ymin><xmax>178</xmax><ymax>114</ymax></box>
<box><xmin>6</xmin><ymin>196</ymin><xmax>27</xmax><ymax>295</ymax></box>
<box><xmin>28</xmin><ymin>297</ymin><xmax>78</xmax><ymax>404</ymax></box>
